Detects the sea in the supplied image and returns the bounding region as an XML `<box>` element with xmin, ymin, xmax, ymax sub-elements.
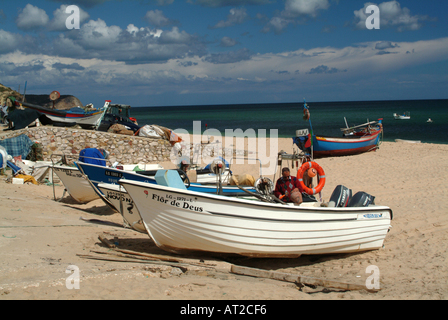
<box><xmin>130</xmin><ymin>99</ymin><xmax>448</xmax><ymax>144</ymax></box>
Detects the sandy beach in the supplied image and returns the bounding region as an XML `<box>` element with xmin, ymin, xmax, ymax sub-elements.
<box><xmin>1</xmin><ymin>138</ymin><xmax>447</xmax><ymax>301</ymax></box>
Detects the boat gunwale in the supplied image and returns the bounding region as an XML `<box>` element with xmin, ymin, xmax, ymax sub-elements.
<box><xmin>119</xmin><ymin>178</ymin><xmax>393</xmax><ymax>217</ymax></box>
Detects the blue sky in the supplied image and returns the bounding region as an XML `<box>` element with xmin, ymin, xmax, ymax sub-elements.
<box><xmin>0</xmin><ymin>0</ymin><xmax>447</xmax><ymax>107</ymax></box>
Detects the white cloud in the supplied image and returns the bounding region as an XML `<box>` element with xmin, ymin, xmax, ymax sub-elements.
<box><xmin>262</xmin><ymin>0</ymin><xmax>331</xmax><ymax>33</ymax></box>
<box><xmin>77</xmin><ymin>19</ymin><xmax>122</xmax><ymax>49</ymax></box>
<box><xmin>210</xmin><ymin>8</ymin><xmax>248</xmax><ymax>28</ymax></box>
<box><xmin>220</xmin><ymin>36</ymin><xmax>238</xmax><ymax>47</ymax></box>
<box><xmin>354</xmin><ymin>1</ymin><xmax>431</xmax><ymax>31</ymax></box>
<box><xmin>159</xmin><ymin>27</ymin><xmax>192</xmax><ymax>44</ymax></box>
<box><xmin>144</xmin><ymin>10</ymin><xmax>177</xmax><ymax>27</ymax></box>
<box><xmin>48</xmin><ymin>5</ymin><xmax>90</xmax><ymax>31</ymax></box>
<box><xmin>16</xmin><ymin>4</ymin><xmax>50</xmax><ymax>31</ymax></box>
<box><xmin>0</xmin><ymin>30</ymin><xmax>21</xmax><ymax>54</ymax></box>
<box><xmin>285</xmin><ymin>0</ymin><xmax>330</xmax><ymax>18</ymax></box>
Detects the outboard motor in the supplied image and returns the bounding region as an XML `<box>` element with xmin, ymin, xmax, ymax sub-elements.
<box><xmin>328</xmin><ymin>185</ymin><xmax>352</xmax><ymax>207</ymax></box>
<box><xmin>254</xmin><ymin>177</ymin><xmax>274</xmax><ymax>196</ymax></box>
<box><xmin>347</xmin><ymin>192</ymin><xmax>375</xmax><ymax>207</ymax></box>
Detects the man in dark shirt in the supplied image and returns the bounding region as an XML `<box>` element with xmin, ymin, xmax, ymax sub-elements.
<box><xmin>274</xmin><ymin>167</ymin><xmax>303</xmax><ymax>204</ymax></box>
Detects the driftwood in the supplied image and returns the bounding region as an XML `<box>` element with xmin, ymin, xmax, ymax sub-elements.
<box><xmin>94</xmin><ymin>234</ymin><xmax>216</xmax><ymax>269</ymax></box>
<box><xmin>76</xmin><ymin>253</ymin><xmax>191</xmax><ymax>270</ymax></box>
<box><xmin>230</xmin><ymin>265</ymin><xmax>379</xmax><ymax>293</ymax></box>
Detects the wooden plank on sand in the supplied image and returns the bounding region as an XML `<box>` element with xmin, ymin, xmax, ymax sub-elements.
<box><xmin>230</xmin><ymin>265</ymin><xmax>379</xmax><ymax>293</ymax></box>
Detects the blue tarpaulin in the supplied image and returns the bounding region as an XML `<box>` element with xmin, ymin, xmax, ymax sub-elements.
<box><xmin>78</xmin><ymin>148</ymin><xmax>106</xmax><ymax>166</ymax></box>
<box><xmin>7</xmin><ymin>160</ymin><xmax>21</xmax><ymax>174</ymax></box>
<box><xmin>0</xmin><ymin>134</ymin><xmax>34</xmax><ymax>159</ymax></box>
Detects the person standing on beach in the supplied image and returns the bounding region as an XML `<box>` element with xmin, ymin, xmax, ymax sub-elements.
<box><xmin>274</xmin><ymin>167</ymin><xmax>303</xmax><ymax>204</ymax></box>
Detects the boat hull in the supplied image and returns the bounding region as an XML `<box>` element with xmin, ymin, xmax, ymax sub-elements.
<box><xmin>45</xmin><ymin>110</ymin><xmax>104</xmax><ymax>127</ymax></box>
<box><xmin>393</xmin><ymin>113</ymin><xmax>410</xmax><ymax>120</ymax></box>
<box><xmin>21</xmin><ymin>101</ymin><xmax>105</xmax><ymax>128</ymax></box>
<box><xmin>52</xmin><ymin>165</ymin><xmax>99</xmax><ymax>203</ymax></box>
<box><xmin>97</xmin><ymin>183</ymin><xmax>146</xmax><ymax>233</ymax></box>
<box><xmin>312</xmin><ymin>130</ymin><xmax>381</xmax><ymax>158</ymax></box>
<box><xmin>120</xmin><ymin>180</ymin><xmax>392</xmax><ymax>258</ymax></box>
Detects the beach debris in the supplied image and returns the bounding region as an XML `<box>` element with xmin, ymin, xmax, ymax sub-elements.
<box><xmin>230</xmin><ymin>265</ymin><xmax>380</xmax><ymax>293</ymax></box>
<box><xmin>77</xmin><ymin>234</ymin><xmax>218</xmax><ymax>270</ymax></box>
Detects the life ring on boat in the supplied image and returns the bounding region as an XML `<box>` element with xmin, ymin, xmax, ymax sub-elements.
<box><xmin>297</xmin><ymin>161</ymin><xmax>326</xmax><ymax>195</ymax></box>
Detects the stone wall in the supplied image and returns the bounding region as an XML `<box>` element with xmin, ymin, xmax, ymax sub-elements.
<box><xmin>0</xmin><ymin>126</ymin><xmax>173</xmax><ymax>164</ymax></box>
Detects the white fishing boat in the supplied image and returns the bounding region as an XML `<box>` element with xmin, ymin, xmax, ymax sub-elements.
<box><xmin>119</xmin><ymin>172</ymin><xmax>393</xmax><ymax>258</ymax></box>
<box><xmin>53</xmin><ymin>162</ymin><xmax>164</xmax><ymax>204</ymax></box>
<box><xmin>393</xmin><ymin>111</ymin><xmax>410</xmax><ymax>120</ymax></box>
<box><xmin>53</xmin><ymin>165</ymin><xmax>100</xmax><ymax>203</ymax></box>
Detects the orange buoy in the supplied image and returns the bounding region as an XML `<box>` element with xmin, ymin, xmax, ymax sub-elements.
<box><xmin>297</xmin><ymin>161</ymin><xmax>326</xmax><ymax>195</ymax></box>
<box><xmin>308</xmin><ymin>167</ymin><xmax>317</xmax><ymax>178</ymax></box>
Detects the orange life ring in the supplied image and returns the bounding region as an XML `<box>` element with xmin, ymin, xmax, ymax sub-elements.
<box><xmin>297</xmin><ymin>161</ymin><xmax>326</xmax><ymax>195</ymax></box>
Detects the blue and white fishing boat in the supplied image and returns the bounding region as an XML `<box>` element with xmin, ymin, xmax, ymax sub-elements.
<box><xmin>312</xmin><ymin>124</ymin><xmax>382</xmax><ymax>158</ymax></box>
<box><xmin>76</xmin><ymin>159</ymin><xmax>257</xmax><ymax>232</ymax></box>
<box><xmin>76</xmin><ymin>161</ymin><xmax>256</xmax><ymax>195</ymax></box>
<box><xmin>297</xmin><ymin>100</ymin><xmax>383</xmax><ymax>158</ymax></box>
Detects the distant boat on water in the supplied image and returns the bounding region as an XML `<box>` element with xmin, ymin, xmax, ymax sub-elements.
<box><xmin>393</xmin><ymin>111</ymin><xmax>410</xmax><ymax>120</ymax></box>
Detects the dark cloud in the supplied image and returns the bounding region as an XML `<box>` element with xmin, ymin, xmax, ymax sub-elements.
<box><xmin>52</xmin><ymin>62</ymin><xmax>85</xmax><ymax>70</ymax></box>
<box><xmin>1</xmin><ymin>62</ymin><xmax>46</xmax><ymax>76</ymax></box>
<box><xmin>178</xmin><ymin>61</ymin><xmax>198</xmax><ymax>67</ymax></box>
<box><xmin>375</xmin><ymin>50</ymin><xmax>399</xmax><ymax>56</ymax></box>
<box><xmin>375</xmin><ymin>41</ymin><xmax>399</xmax><ymax>50</ymax></box>
<box><xmin>307</xmin><ymin>65</ymin><xmax>347</xmax><ymax>74</ymax></box>
<box><xmin>203</xmin><ymin>48</ymin><xmax>253</xmax><ymax>64</ymax></box>
<box><xmin>271</xmin><ymin>70</ymin><xmax>290</xmax><ymax>75</ymax></box>
<box><xmin>191</xmin><ymin>0</ymin><xmax>270</xmax><ymax>7</ymax></box>
<box><xmin>49</xmin><ymin>0</ymin><xmax>111</xmax><ymax>9</ymax></box>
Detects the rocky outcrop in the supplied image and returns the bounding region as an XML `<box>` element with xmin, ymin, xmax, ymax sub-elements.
<box><xmin>1</xmin><ymin>83</ymin><xmax>85</xmax><ymax>110</ymax></box>
<box><xmin>0</xmin><ymin>84</ymin><xmax>23</xmax><ymax>105</ymax></box>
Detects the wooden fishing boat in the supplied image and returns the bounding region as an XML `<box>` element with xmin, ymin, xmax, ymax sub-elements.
<box><xmin>312</xmin><ymin>124</ymin><xmax>382</xmax><ymax>158</ymax></box>
<box><xmin>119</xmin><ymin>174</ymin><xmax>393</xmax><ymax>258</ymax></box>
<box><xmin>297</xmin><ymin>101</ymin><xmax>383</xmax><ymax>158</ymax></box>
<box><xmin>20</xmin><ymin>100</ymin><xmax>107</xmax><ymax>129</ymax></box>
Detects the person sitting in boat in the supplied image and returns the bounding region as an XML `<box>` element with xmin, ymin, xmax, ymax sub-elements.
<box><xmin>274</xmin><ymin>167</ymin><xmax>303</xmax><ymax>204</ymax></box>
